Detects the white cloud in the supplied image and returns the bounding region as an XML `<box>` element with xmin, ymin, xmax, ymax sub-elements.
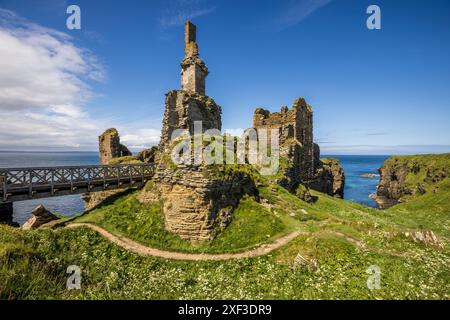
<box><xmin>158</xmin><ymin>0</ymin><xmax>216</xmax><ymax>28</ymax></box>
<box><xmin>276</xmin><ymin>0</ymin><xmax>334</xmax><ymax>30</ymax></box>
<box><xmin>0</xmin><ymin>9</ymin><xmax>105</xmax><ymax>150</ymax></box>
<box><xmin>120</xmin><ymin>128</ymin><xmax>161</xmax><ymax>149</ymax></box>
<box><xmin>0</xmin><ymin>9</ymin><xmax>172</xmax><ymax>153</ymax></box>
<box><xmin>0</xmin><ymin>9</ymin><xmax>105</xmax><ymax>109</ymax></box>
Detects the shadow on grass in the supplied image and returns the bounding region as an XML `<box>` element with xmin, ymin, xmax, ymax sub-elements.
<box><xmin>58</xmin><ymin>188</ymin><xmax>137</xmax><ymax>227</ymax></box>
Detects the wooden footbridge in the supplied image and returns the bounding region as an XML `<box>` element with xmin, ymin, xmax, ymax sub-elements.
<box><xmin>0</xmin><ymin>163</ymin><xmax>154</xmax><ymax>203</ymax></box>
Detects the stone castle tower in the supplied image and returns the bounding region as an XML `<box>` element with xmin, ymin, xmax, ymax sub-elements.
<box><xmin>150</xmin><ymin>21</ymin><xmax>256</xmax><ymax>241</ymax></box>
<box><xmin>181</xmin><ymin>21</ymin><xmax>208</xmax><ymax>95</ymax></box>
<box><xmin>253</xmin><ymin>98</ymin><xmax>315</xmax><ymax>184</ymax></box>
<box><xmin>159</xmin><ymin>21</ymin><xmax>221</xmax><ymax>153</ymax></box>
<box><xmin>252</xmin><ymin>98</ymin><xmax>344</xmax><ymax>197</ymax></box>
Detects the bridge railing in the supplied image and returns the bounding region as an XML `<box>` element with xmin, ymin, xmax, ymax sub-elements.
<box><xmin>0</xmin><ymin>163</ymin><xmax>154</xmax><ymax>202</ymax></box>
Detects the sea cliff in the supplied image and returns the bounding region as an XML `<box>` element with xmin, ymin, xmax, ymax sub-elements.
<box><xmin>376</xmin><ymin>154</ymin><xmax>450</xmax><ymax>208</ymax></box>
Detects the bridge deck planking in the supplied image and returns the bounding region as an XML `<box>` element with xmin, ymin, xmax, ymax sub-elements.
<box><xmin>0</xmin><ymin>163</ymin><xmax>154</xmax><ymax>203</ymax></box>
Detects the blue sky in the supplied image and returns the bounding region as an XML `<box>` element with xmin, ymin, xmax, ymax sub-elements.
<box><xmin>0</xmin><ymin>0</ymin><xmax>449</xmax><ymax>154</ymax></box>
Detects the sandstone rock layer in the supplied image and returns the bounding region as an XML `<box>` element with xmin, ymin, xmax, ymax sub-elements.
<box><xmin>22</xmin><ymin>205</ymin><xmax>59</xmax><ymax>230</ymax></box>
<box><xmin>143</xmin><ymin>164</ymin><xmax>257</xmax><ymax>241</ymax></box>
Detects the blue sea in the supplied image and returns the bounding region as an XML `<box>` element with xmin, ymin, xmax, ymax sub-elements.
<box><xmin>325</xmin><ymin>155</ymin><xmax>389</xmax><ymax>207</ymax></box>
<box><xmin>0</xmin><ymin>151</ymin><xmax>388</xmax><ymax>225</ymax></box>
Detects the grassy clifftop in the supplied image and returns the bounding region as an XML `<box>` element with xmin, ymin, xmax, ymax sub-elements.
<box><xmin>376</xmin><ymin>154</ymin><xmax>450</xmax><ymax>207</ymax></box>
<box><xmin>377</xmin><ymin>154</ymin><xmax>450</xmax><ymax>236</ymax></box>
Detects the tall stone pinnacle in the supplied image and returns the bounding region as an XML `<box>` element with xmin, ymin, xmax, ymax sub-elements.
<box><xmin>181</xmin><ymin>20</ymin><xmax>208</xmax><ymax>95</ymax></box>
<box><xmin>184</xmin><ymin>21</ymin><xmax>197</xmax><ymax>57</ymax></box>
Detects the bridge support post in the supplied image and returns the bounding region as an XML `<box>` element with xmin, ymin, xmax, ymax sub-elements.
<box><xmin>0</xmin><ymin>202</ymin><xmax>15</xmax><ymax>226</ymax></box>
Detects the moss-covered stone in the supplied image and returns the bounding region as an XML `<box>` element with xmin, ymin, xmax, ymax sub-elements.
<box><xmin>108</xmin><ymin>156</ymin><xmax>142</xmax><ymax>165</ymax></box>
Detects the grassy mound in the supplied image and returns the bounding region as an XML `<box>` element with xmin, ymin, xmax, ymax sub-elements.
<box><xmin>74</xmin><ymin>192</ymin><xmax>288</xmax><ymax>254</ymax></box>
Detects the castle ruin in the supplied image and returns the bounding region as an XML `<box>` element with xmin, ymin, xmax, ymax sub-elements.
<box><xmin>253</xmin><ymin>97</ymin><xmax>315</xmax><ymax>184</ymax></box>
<box><xmin>98</xmin><ymin>20</ymin><xmax>344</xmax><ymax>241</ymax></box>
<box><xmin>253</xmin><ymin>100</ymin><xmax>344</xmax><ymax>197</ymax></box>
<box><xmin>159</xmin><ymin>21</ymin><xmax>221</xmax><ymax>153</ymax></box>
<box><xmin>98</xmin><ymin>128</ymin><xmax>132</xmax><ymax>165</ymax></box>
<box><xmin>149</xmin><ymin>21</ymin><xmax>257</xmax><ymax>241</ymax></box>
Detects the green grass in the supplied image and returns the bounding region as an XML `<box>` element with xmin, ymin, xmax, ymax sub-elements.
<box><xmin>108</xmin><ymin>156</ymin><xmax>142</xmax><ymax>165</ymax></box>
<box><xmin>1</xmin><ymin>154</ymin><xmax>449</xmax><ymax>299</ymax></box>
<box><xmin>74</xmin><ymin>193</ymin><xmax>289</xmax><ymax>254</ymax></box>
<box><xmin>0</xmin><ymin>227</ymin><xmax>66</xmax><ymax>299</ymax></box>
<box><xmin>1</xmin><ymin>208</ymin><xmax>448</xmax><ymax>299</ymax></box>
<box><xmin>209</xmin><ymin>196</ymin><xmax>286</xmax><ymax>251</ymax></box>
<box><xmin>380</xmin><ymin>179</ymin><xmax>450</xmax><ymax>237</ymax></box>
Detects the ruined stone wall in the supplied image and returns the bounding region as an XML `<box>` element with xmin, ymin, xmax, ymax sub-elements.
<box><xmin>253</xmin><ymin>98</ymin><xmax>313</xmax><ymax>148</ymax></box>
<box><xmin>253</xmin><ymin>106</ymin><xmax>296</xmax><ymax>146</ymax></box>
<box><xmin>253</xmin><ymin>97</ymin><xmax>315</xmax><ymax>184</ymax></box>
<box><xmin>159</xmin><ymin>20</ymin><xmax>219</xmax><ymax>153</ymax></box>
<box><xmin>99</xmin><ymin>128</ymin><xmax>132</xmax><ymax>165</ymax></box>
<box><xmin>252</xmin><ymin>98</ymin><xmax>344</xmax><ymax>197</ymax></box>
<box><xmin>152</xmin><ymin>20</ymin><xmax>240</xmax><ymax>240</ymax></box>
<box><xmin>159</xmin><ymin>90</ymin><xmax>221</xmax><ymax>152</ymax></box>
<box><xmin>293</xmin><ymin>98</ymin><xmax>315</xmax><ymax>180</ymax></box>
<box><xmin>181</xmin><ymin>60</ymin><xmax>208</xmax><ymax>95</ymax></box>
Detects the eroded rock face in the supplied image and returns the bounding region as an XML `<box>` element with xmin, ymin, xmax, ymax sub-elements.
<box><xmin>307</xmin><ymin>158</ymin><xmax>345</xmax><ymax>198</ymax></box>
<box><xmin>328</xmin><ymin>160</ymin><xmax>345</xmax><ymax>197</ymax></box>
<box><xmin>81</xmin><ymin>189</ymin><xmax>127</xmax><ymax>210</ymax></box>
<box><xmin>375</xmin><ymin>155</ymin><xmax>449</xmax><ymax>209</ymax></box>
<box><xmin>142</xmin><ymin>164</ymin><xmax>257</xmax><ymax>241</ymax></box>
<box><xmin>99</xmin><ymin>128</ymin><xmax>132</xmax><ymax>165</ymax></box>
<box><xmin>375</xmin><ymin>161</ymin><xmax>409</xmax><ymax>209</ymax></box>
<box><xmin>22</xmin><ymin>205</ymin><xmax>59</xmax><ymax>230</ymax></box>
